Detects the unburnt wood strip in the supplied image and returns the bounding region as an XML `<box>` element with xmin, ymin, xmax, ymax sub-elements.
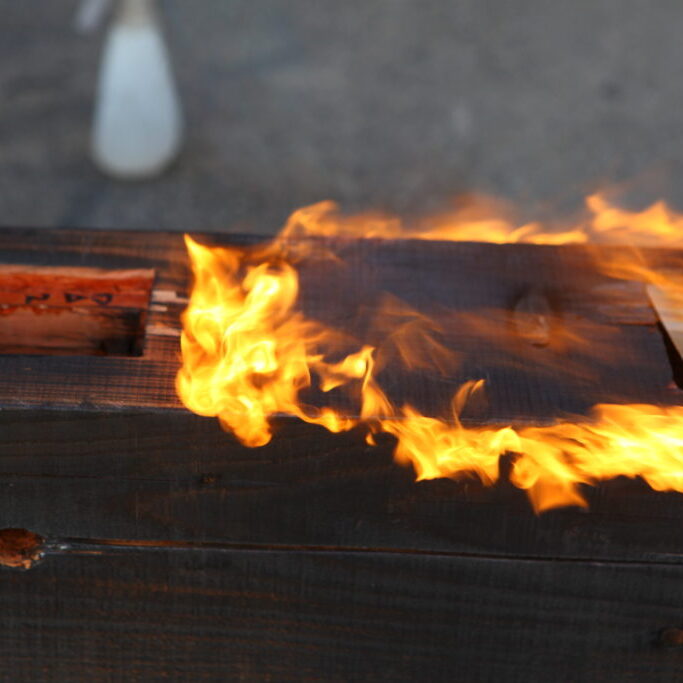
<box><xmin>1</xmin><ymin>410</ymin><xmax>683</xmax><ymax>562</ymax></box>
<box><xmin>0</xmin><ymin>265</ymin><xmax>154</xmax><ymax>307</ymax></box>
<box><xmin>0</xmin><ymin>546</ymin><xmax>680</xmax><ymax>682</ymax></box>
<box><xmin>0</xmin><ymin>265</ymin><xmax>155</xmax><ymax>356</ymax></box>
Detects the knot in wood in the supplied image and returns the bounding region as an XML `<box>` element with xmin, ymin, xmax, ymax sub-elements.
<box><xmin>659</xmin><ymin>627</ymin><xmax>683</xmax><ymax>647</ymax></box>
<box><xmin>0</xmin><ymin>528</ymin><xmax>44</xmax><ymax>569</ymax></box>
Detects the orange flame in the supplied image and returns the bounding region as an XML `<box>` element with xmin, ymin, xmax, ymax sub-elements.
<box><xmin>177</xmin><ymin>237</ymin><xmax>363</xmax><ymax>446</ymax></box>
<box><xmin>177</xmin><ymin>193</ymin><xmax>683</xmax><ymax>512</ymax></box>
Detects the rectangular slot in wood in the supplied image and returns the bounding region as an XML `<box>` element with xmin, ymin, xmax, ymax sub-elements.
<box><xmin>0</xmin><ymin>266</ymin><xmax>155</xmax><ymax>356</ymax></box>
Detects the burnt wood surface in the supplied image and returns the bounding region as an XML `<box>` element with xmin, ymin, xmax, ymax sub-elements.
<box><xmin>0</xmin><ymin>545</ymin><xmax>682</xmax><ymax>682</ymax></box>
<box><xmin>1</xmin><ymin>410</ymin><xmax>683</xmax><ymax>564</ymax></box>
<box><xmin>0</xmin><ymin>228</ymin><xmax>679</xmax><ymax>417</ymax></box>
<box><xmin>0</xmin><ymin>228</ymin><xmax>682</xmax><ymax>681</ymax></box>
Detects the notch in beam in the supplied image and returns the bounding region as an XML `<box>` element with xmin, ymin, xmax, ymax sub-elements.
<box><xmin>0</xmin><ymin>266</ymin><xmax>155</xmax><ymax>357</ymax></box>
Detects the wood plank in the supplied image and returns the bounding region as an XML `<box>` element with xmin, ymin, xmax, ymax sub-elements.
<box><xmin>0</xmin><ymin>229</ymin><xmax>681</xmax><ymax>680</ymax></box>
<box><xmin>649</xmin><ymin>282</ymin><xmax>683</xmax><ymax>360</ymax></box>
<box><xmin>0</xmin><ymin>265</ymin><xmax>154</xmax><ymax>356</ymax></box>
<box><xmin>0</xmin><ymin>229</ymin><xmax>682</xmax><ymax>560</ymax></box>
<box><xmin>1</xmin><ymin>410</ymin><xmax>683</xmax><ymax>562</ymax></box>
<box><xmin>0</xmin><ymin>228</ymin><xmax>679</xmax><ymax>421</ymax></box>
<box><xmin>0</xmin><ymin>265</ymin><xmax>154</xmax><ymax>308</ymax></box>
<box><xmin>0</xmin><ymin>544</ymin><xmax>680</xmax><ymax>682</ymax></box>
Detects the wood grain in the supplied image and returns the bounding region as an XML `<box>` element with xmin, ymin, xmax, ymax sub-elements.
<box><xmin>0</xmin><ymin>229</ymin><xmax>679</xmax><ymax>421</ymax></box>
<box><xmin>0</xmin><ymin>409</ymin><xmax>682</xmax><ymax>562</ymax></box>
<box><xmin>0</xmin><ymin>229</ymin><xmax>680</xmax><ymax>561</ymax></box>
<box><xmin>0</xmin><ymin>544</ymin><xmax>680</xmax><ymax>682</ymax></box>
<box><xmin>0</xmin><ymin>228</ymin><xmax>682</xmax><ymax>680</ymax></box>
<box><xmin>0</xmin><ymin>264</ymin><xmax>153</xmax><ymax>356</ymax></box>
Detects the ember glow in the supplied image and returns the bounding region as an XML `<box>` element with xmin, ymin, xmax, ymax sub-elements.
<box><xmin>177</xmin><ymin>194</ymin><xmax>683</xmax><ymax>512</ymax></box>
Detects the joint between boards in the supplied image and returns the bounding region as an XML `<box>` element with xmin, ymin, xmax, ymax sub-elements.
<box><xmin>15</xmin><ymin>533</ymin><xmax>683</xmax><ymax>569</ymax></box>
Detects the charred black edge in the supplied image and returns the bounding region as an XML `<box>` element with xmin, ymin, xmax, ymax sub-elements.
<box><xmin>655</xmin><ymin>321</ymin><xmax>683</xmax><ymax>389</ymax></box>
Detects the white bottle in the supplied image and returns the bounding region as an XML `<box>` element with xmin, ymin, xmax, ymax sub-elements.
<box><xmin>91</xmin><ymin>0</ymin><xmax>183</xmax><ymax>179</ymax></box>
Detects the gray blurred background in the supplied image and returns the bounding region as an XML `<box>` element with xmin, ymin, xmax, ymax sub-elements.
<box><xmin>2</xmin><ymin>0</ymin><xmax>683</xmax><ymax>234</ymax></box>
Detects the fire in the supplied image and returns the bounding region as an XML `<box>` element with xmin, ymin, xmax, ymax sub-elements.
<box><xmin>177</xmin><ymin>237</ymin><xmax>362</xmax><ymax>447</ymax></box>
<box><xmin>276</xmin><ymin>196</ymin><xmax>587</xmax><ymax>245</ymax></box>
<box><xmin>588</xmin><ymin>194</ymin><xmax>683</xmax><ymax>246</ymax></box>
<box><xmin>177</xmin><ymin>193</ymin><xmax>683</xmax><ymax>512</ymax></box>
<box><xmin>276</xmin><ymin>192</ymin><xmax>683</xmax><ymax>247</ymax></box>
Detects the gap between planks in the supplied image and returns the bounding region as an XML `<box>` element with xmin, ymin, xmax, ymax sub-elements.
<box><xmin>39</xmin><ymin>535</ymin><xmax>683</xmax><ymax>567</ymax></box>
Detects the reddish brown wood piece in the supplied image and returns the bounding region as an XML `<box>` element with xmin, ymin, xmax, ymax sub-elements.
<box><xmin>0</xmin><ymin>266</ymin><xmax>155</xmax><ymax>356</ymax></box>
<box><xmin>0</xmin><ymin>266</ymin><xmax>154</xmax><ymax>310</ymax></box>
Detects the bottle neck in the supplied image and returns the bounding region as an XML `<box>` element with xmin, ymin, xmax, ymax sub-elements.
<box><xmin>117</xmin><ymin>0</ymin><xmax>156</xmax><ymax>26</ymax></box>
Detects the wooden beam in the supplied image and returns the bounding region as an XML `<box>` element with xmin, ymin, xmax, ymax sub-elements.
<box><xmin>0</xmin><ymin>229</ymin><xmax>678</xmax><ymax>418</ymax></box>
<box><xmin>0</xmin><ymin>545</ymin><xmax>680</xmax><ymax>681</ymax></box>
<box><xmin>0</xmin><ymin>410</ymin><xmax>682</xmax><ymax>562</ymax></box>
<box><xmin>0</xmin><ymin>229</ymin><xmax>680</xmax><ymax>560</ymax></box>
<box><xmin>0</xmin><ymin>228</ymin><xmax>681</xmax><ymax>679</ymax></box>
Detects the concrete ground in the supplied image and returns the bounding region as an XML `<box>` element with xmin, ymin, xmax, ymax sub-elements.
<box><xmin>2</xmin><ymin>0</ymin><xmax>683</xmax><ymax>234</ymax></box>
